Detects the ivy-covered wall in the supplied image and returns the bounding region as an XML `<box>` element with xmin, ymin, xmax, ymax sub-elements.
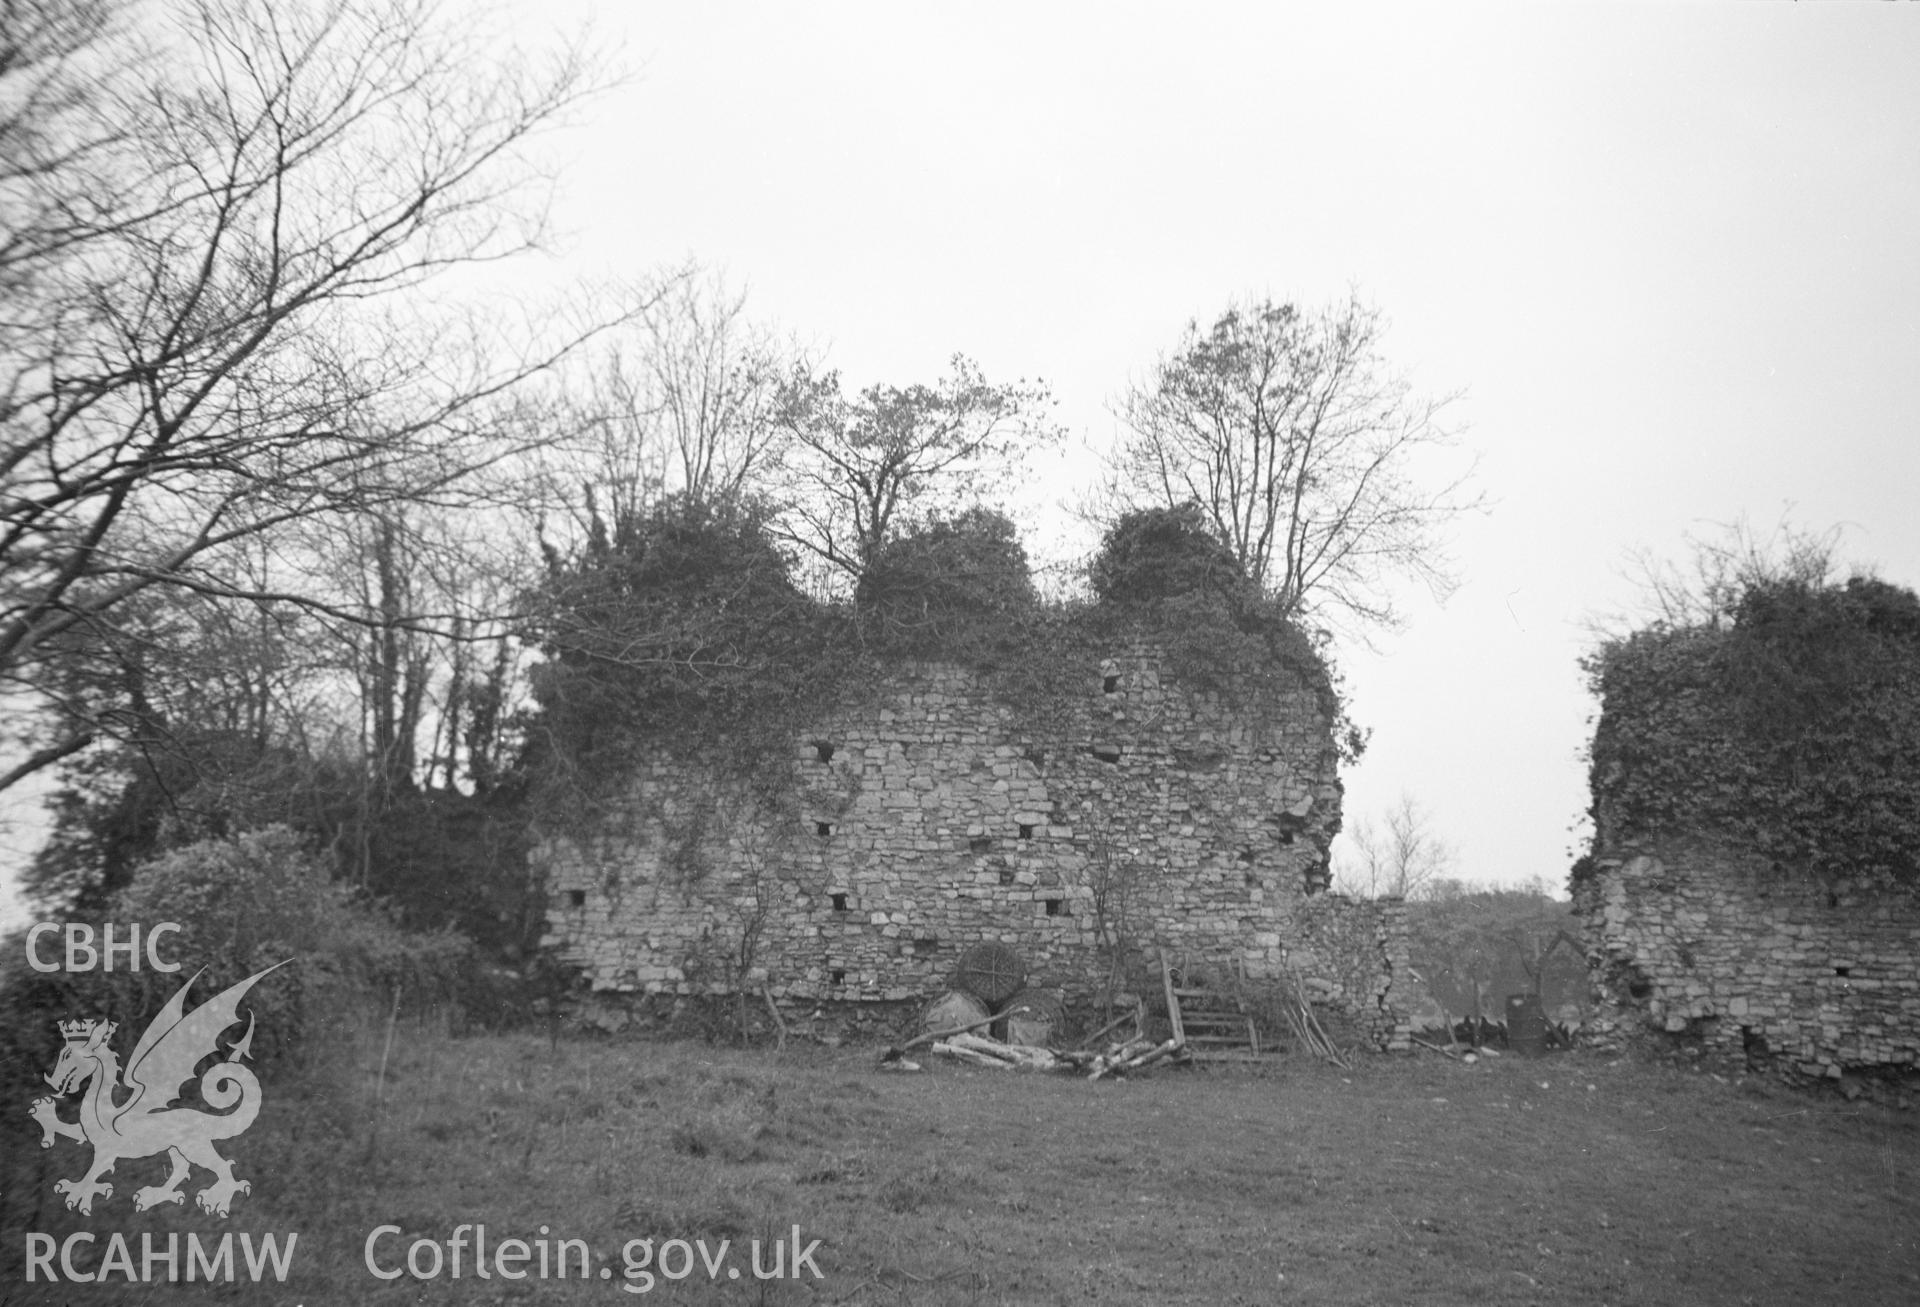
<box><xmin>1576</xmin><ymin>576</ymin><xmax>1920</xmax><ymax>1076</ymax></box>
<box><xmin>534</xmin><ymin>644</ymin><xmax>1410</xmax><ymax>1050</ymax></box>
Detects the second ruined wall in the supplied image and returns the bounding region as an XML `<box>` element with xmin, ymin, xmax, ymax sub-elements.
<box><xmin>537</xmin><ymin>642</ymin><xmax>1410</xmax><ymax>1048</ymax></box>
<box><xmin>1575</xmin><ymin>840</ymin><xmax>1920</xmax><ymax>1076</ymax></box>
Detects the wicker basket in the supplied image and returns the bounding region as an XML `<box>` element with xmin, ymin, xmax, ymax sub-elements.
<box><xmin>999</xmin><ymin>989</ymin><xmax>1066</xmax><ymax>1047</ymax></box>
<box><xmin>954</xmin><ymin>942</ymin><xmax>1026</xmax><ymax>1005</ymax></box>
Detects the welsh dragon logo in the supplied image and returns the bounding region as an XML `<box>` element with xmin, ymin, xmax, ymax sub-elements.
<box><xmin>29</xmin><ymin>963</ymin><xmax>286</xmax><ymax>1218</ymax></box>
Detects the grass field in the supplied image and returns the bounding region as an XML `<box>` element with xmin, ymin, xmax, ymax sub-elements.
<box><xmin>6</xmin><ymin>1021</ymin><xmax>1917</xmax><ymax>1306</ymax></box>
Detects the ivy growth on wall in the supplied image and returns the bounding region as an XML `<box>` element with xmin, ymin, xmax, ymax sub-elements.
<box><xmin>1584</xmin><ymin>574</ymin><xmax>1920</xmax><ymax>885</ymax></box>
<box><xmin>524</xmin><ymin>495</ymin><xmax>862</xmax><ymax>820</ymax></box>
<box><xmin>524</xmin><ymin>499</ymin><xmax>1360</xmax><ymax>829</ymax></box>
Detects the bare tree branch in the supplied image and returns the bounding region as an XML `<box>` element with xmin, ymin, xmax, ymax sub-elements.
<box><xmin>770</xmin><ymin>353</ymin><xmax>1060</xmax><ymax>588</ymax></box>
<box><xmin>0</xmin><ymin>0</ymin><xmax>628</xmax><ymax>793</ymax></box>
<box><xmin>1104</xmin><ymin>291</ymin><xmax>1480</xmax><ymax>635</ymax></box>
<box><xmin>0</xmin><ymin>725</ymin><xmax>96</xmax><ymax>793</ymax></box>
<box><xmin>1334</xmin><ymin>792</ymin><xmax>1453</xmax><ymax>899</ymax></box>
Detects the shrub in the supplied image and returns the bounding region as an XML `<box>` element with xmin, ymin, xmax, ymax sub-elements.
<box><xmin>1089</xmin><ymin>503</ymin><xmax>1253</xmax><ymax>607</ymax></box>
<box><xmin>354</xmin><ymin>783</ymin><xmax>535</xmax><ymax>954</ymax></box>
<box><xmin>1081</xmin><ymin>506</ymin><xmax>1359</xmax><ymax>756</ymax></box>
<box><xmin>527</xmin><ymin>495</ymin><xmax>850</xmax><ymax>802</ymax></box>
<box><xmin>856</xmin><ymin>507</ymin><xmax>1037</xmax><ymax>653</ymax></box>
<box><xmin>0</xmin><ymin>827</ymin><xmax>477</xmax><ymax>1096</ymax></box>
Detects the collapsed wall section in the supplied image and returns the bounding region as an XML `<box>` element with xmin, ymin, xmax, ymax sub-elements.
<box><xmin>536</xmin><ymin>644</ymin><xmax>1409</xmax><ymax>1047</ymax></box>
<box><xmin>1574</xmin><ymin>843</ymin><xmax>1920</xmax><ymax>1076</ymax></box>
<box><xmin>1294</xmin><ymin>894</ymin><xmax>1411</xmax><ymax>1053</ymax></box>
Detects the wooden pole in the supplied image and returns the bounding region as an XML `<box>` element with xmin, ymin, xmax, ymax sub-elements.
<box><xmin>1159</xmin><ymin>949</ymin><xmax>1186</xmax><ymax>1047</ymax></box>
<box><xmin>761</xmin><ymin>983</ymin><xmax>788</xmax><ymax>1051</ymax></box>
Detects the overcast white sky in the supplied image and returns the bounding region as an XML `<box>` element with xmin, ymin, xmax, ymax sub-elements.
<box><xmin>5</xmin><ymin>2</ymin><xmax>1918</xmax><ymax>924</ymax></box>
<box><xmin>525</xmin><ymin>1</ymin><xmax>1920</xmax><ymax>891</ymax></box>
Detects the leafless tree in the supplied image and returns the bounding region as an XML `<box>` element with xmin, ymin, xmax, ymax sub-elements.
<box><xmin>1334</xmin><ymin>792</ymin><xmax>1453</xmax><ymax>900</ymax></box>
<box><xmin>0</xmin><ymin>0</ymin><xmax>629</xmax><ymax>794</ymax></box>
<box><xmin>531</xmin><ymin>267</ymin><xmax>796</xmax><ymax>547</ymax></box>
<box><xmin>771</xmin><ymin>354</ymin><xmax>1059</xmax><ymax>589</ymax></box>
<box><xmin>1105</xmin><ymin>291</ymin><xmax>1477</xmax><ymax>633</ymax></box>
<box><xmin>629</xmin><ymin>269</ymin><xmax>795</xmax><ymax>508</ymax></box>
<box><xmin>1</xmin><ymin>1</ymin><xmax>138</xmax><ymax>290</ymax></box>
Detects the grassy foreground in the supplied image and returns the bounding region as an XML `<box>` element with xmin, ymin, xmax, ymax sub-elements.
<box><xmin>5</xmin><ymin>1020</ymin><xmax>1917</xmax><ymax>1306</ymax></box>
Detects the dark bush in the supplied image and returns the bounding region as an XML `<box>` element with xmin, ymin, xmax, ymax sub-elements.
<box><xmin>355</xmin><ymin>783</ymin><xmax>535</xmax><ymax>955</ymax></box>
<box><xmin>531</xmin><ymin>498</ymin><xmax>818</xmax><ymax>737</ymax></box>
<box><xmin>1089</xmin><ymin>503</ymin><xmax>1252</xmax><ymax>607</ymax></box>
<box><xmin>856</xmin><ymin>508</ymin><xmax>1037</xmax><ymax>653</ymax></box>
<box><xmin>526</xmin><ymin>495</ymin><xmax>854</xmax><ymax>807</ymax></box>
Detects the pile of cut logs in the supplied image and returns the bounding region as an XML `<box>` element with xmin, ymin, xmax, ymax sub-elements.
<box><xmin>882</xmin><ymin>953</ymin><xmax>1250</xmax><ymax>1078</ymax></box>
<box><xmin>879</xmin><ymin>999</ymin><xmax>1192</xmax><ymax>1079</ymax></box>
<box><xmin>929</xmin><ymin>1030</ymin><xmax>1187</xmax><ymax>1079</ymax></box>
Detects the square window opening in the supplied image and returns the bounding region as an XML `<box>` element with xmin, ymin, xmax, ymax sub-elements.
<box><xmin>1043</xmin><ymin>898</ymin><xmax>1066</xmax><ymax>917</ymax></box>
<box><xmin>830</xmin><ymin>893</ymin><xmax>848</xmax><ymax>911</ymax></box>
<box><xmin>566</xmin><ymin>889</ymin><xmax>586</xmax><ymax>908</ymax></box>
<box><xmin>1018</xmin><ymin>823</ymin><xmax>1035</xmax><ymax>840</ymax></box>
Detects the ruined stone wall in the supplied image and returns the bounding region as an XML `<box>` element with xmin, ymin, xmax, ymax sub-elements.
<box><xmin>1574</xmin><ymin>841</ymin><xmax>1920</xmax><ymax>1077</ymax></box>
<box><xmin>536</xmin><ymin>645</ymin><xmax>1409</xmax><ymax>1047</ymax></box>
<box><xmin>1295</xmin><ymin>895</ymin><xmax>1411</xmax><ymax>1053</ymax></box>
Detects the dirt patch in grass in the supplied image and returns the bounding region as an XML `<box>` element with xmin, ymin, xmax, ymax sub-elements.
<box><xmin>5</xmin><ymin>1025</ymin><xmax>1916</xmax><ymax>1305</ymax></box>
